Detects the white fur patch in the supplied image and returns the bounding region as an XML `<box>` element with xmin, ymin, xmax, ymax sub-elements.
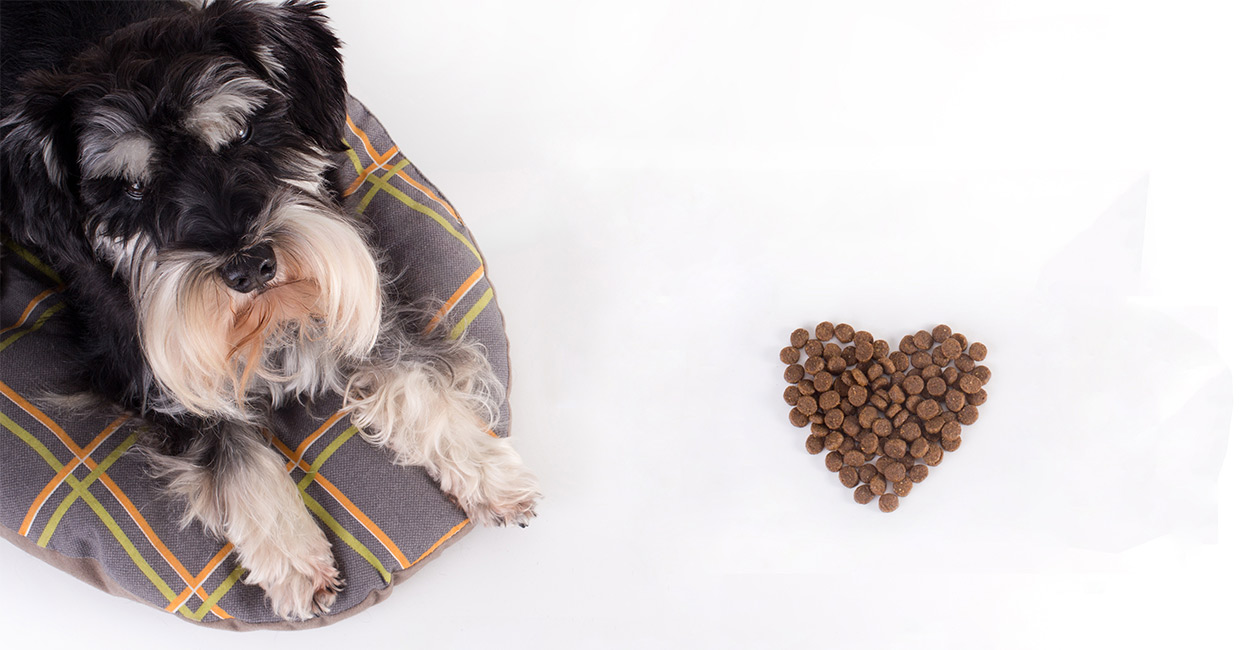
<box><xmin>183</xmin><ymin>73</ymin><xmax>270</xmax><ymax>151</ymax></box>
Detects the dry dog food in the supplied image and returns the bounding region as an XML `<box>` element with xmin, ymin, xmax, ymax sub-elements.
<box><xmin>780</xmin><ymin>323</ymin><xmax>991</xmax><ymax>512</ymax></box>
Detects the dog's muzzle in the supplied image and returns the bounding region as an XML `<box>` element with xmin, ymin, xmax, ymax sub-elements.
<box><xmin>220</xmin><ymin>244</ymin><xmax>277</xmax><ymax>293</ymax></box>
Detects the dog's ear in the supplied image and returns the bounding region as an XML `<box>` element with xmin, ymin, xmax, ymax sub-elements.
<box><xmin>0</xmin><ymin>70</ymin><xmax>91</xmax><ymax>266</ymax></box>
<box><xmin>211</xmin><ymin>0</ymin><xmax>347</xmax><ymax>151</ymax></box>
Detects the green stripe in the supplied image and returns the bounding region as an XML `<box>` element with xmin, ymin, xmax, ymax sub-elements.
<box><xmin>357</xmin><ymin>162</ymin><xmax>483</xmax><ymax>263</ymax></box>
<box><xmin>447</xmin><ymin>287</ymin><xmax>494</xmax><ymax>341</ymax></box>
<box><xmin>342</xmin><ymin>139</ymin><xmax>366</xmax><ymax>175</ymax></box>
<box><xmin>37</xmin><ymin>433</ymin><xmax>137</xmax><ymax>547</ymax></box>
<box><xmin>297</xmin><ymin>426</ymin><xmax>357</xmax><ymax>491</ymax></box>
<box><xmin>2</xmin><ymin>237</ymin><xmax>62</xmax><ymax>284</ymax></box>
<box><xmin>302</xmin><ymin>493</ymin><xmax>392</xmax><ymax>583</ymax></box>
<box><xmin>0</xmin><ymin>410</ymin><xmax>66</xmax><ymax>471</ymax></box>
<box><xmin>75</xmin><ymin>480</ymin><xmax>180</xmax><ymax>603</ymax></box>
<box><xmin>190</xmin><ymin>566</ymin><xmax>246</xmax><ymax>622</ymax></box>
<box><xmin>355</xmin><ymin>157</ymin><xmax>406</xmax><ymax>214</ymax></box>
<box><xmin>0</xmin><ymin>302</ymin><xmax>66</xmax><ymax>353</ymax></box>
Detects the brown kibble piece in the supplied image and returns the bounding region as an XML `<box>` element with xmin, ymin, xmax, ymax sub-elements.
<box><xmin>913</xmin><ymin>330</ymin><xmax>933</xmax><ymax>350</ymax></box>
<box><xmin>826</xmin><ymin>356</ymin><xmax>847</xmax><ymax>374</ymax></box>
<box><xmin>968</xmin><ymin>388</ymin><xmax>987</xmax><ymax>406</ymax></box>
<box><xmin>825</xmin><ymin>451</ymin><xmax>843</xmax><ymax>472</ymax></box>
<box><xmin>815</xmin><ymin>321</ymin><xmax>835</xmax><ymax>341</ymax></box>
<box><xmin>923</xmin><ymin>445</ymin><xmax>944</xmax><ymax>466</ymax></box>
<box><xmin>796</xmin><ymin>395</ymin><xmax>818</xmax><ymax>416</ymax></box>
<box><xmin>943</xmin><ymin>366</ymin><xmax>960</xmax><ymax>385</ymax></box>
<box><xmin>945</xmin><ymin>390</ymin><xmax>966</xmax><ymax>412</ymax></box>
<box><xmin>941</xmin><ymin>436</ymin><xmax>961</xmax><ymax>452</ymax></box>
<box><xmin>867</xmin><ymin>363</ymin><xmax>883</xmax><ymax>381</ymax></box>
<box><xmin>811</xmin><ymin>422</ymin><xmax>829</xmax><ymax>437</ymax></box>
<box><xmin>853</xmin><ymin>330</ymin><xmax>873</xmax><ymax>348</ymax></box>
<box><xmin>870</xmin><ymin>476</ymin><xmax>886</xmax><ymax>496</ymax></box>
<box><xmin>972</xmin><ymin>365</ymin><xmax>991</xmax><ymax>384</ymax></box>
<box><xmin>797</xmin><ymin>379</ymin><xmax>816</xmax><ymax>395</ymax></box>
<box><xmin>941</xmin><ymin>420</ymin><xmax>961</xmax><ymax>441</ymax></box>
<box><xmin>839</xmin><ymin>466</ymin><xmax>859</xmax><ymax>488</ymax></box>
<box><xmin>824</xmin><ymin>409</ymin><xmax>845</xmax><ymax>429</ymax></box>
<box><xmin>854</xmin><ymin>485</ymin><xmax>874</xmax><ymax>504</ymax></box>
<box><xmin>872</xmin><ymin>419</ymin><xmax>892</xmax><ymax>437</ymax></box>
<box><xmin>790</xmin><ymin>328</ymin><xmax>810</xmax><ymax>348</ymax></box>
<box><xmin>893</xmin><ymin>477</ymin><xmax>913</xmax><ymax>497</ymax></box>
<box><xmin>959</xmin><ymin>374</ymin><xmax>983</xmax><ymax>394</ymax></box>
<box><xmin>818</xmin><ymin>390</ymin><xmax>840</xmax><ymax>411</ymax></box>
<box><xmin>940</xmin><ymin>337</ymin><xmax>961</xmax><ymax>358</ymax></box>
<box><xmin>879</xmin><ymin>493</ymin><xmax>899</xmax><ymax>512</ymax></box>
<box><xmin>925</xmin><ymin>376</ymin><xmax>947</xmax><ymax>397</ymax></box>
<box><xmin>850</xmin><ymin>368</ymin><xmax>869</xmax><ymax>386</ymax></box>
<box><xmin>842</xmin><ymin>420</ymin><xmax>861</xmax><ymax>437</ymax></box>
<box><xmin>955</xmin><ymin>354</ymin><xmax>976</xmax><ymax>372</ymax></box>
<box><xmin>813</xmin><ymin>371</ymin><xmax>834</xmax><ymax>392</ymax></box>
<box><xmin>899</xmin><ymin>335</ymin><xmax>917</xmax><ymax>354</ymax></box>
<box><xmin>824</xmin><ymin>431</ymin><xmax>844</xmax><ymax>451</ymax></box>
<box><xmin>908</xmin><ymin>465</ymin><xmax>929</xmax><ymax>483</ymax></box>
<box><xmin>921</xmin><ymin>364</ymin><xmax>941</xmax><ymax>380</ymax></box>
<box><xmin>822</xmin><ymin>342</ymin><xmax>841</xmax><ymax>359</ymax></box>
<box><xmin>789</xmin><ymin>408</ymin><xmax>808</xmax><ymax>427</ymax></box>
<box><xmin>834</xmin><ymin>323</ymin><xmax>855</xmax><ymax>343</ymax></box>
<box><xmin>781</xmin><ymin>346</ymin><xmax>800</xmax><ymax>364</ymax></box>
<box><xmin>804</xmin><ymin>339</ymin><xmax>824</xmax><ymax>358</ymax></box>
<box><xmin>911</xmin><ymin>351</ymin><xmax>932</xmax><ymax>369</ymax></box>
<box><xmin>873</xmin><ymin>339</ymin><xmax>890</xmax><ymax>360</ymax></box>
<box><xmin>902</xmin><ymin>375</ymin><xmax>924</xmax><ymax>395</ymax></box>
<box><xmin>899</xmin><ymin>421</ymin><xmax>921</xmax><ymax>442</ymax></box>
<box><xmin>916</xmin><ymin>399</ymin><xmax>940</xmax><ymax>420</ymax></box>
<box><xmin>968</xmin><ymin>342</ymin><xmax>987</xmax><ymax>361</ymax></box>
<box><xmin>908</xmin><ymin>437</ymin><xmax>929</xmax><ymax>459</ymax></box>
<box><xmin>838</xmin><ymin>436</ymin><xmax>856</xmax><ymax>453</ymax></box>
<box><xmin>844</xmin><ymin>450</ymin><xmax>866</xmax><ymax>467</ymax></box>
<box><xmin>805</xmin><ymin>434</ymin><xmax>824</xmax><ymax>454</ymax></box>
<box><xmin>882</xmin><ymin>460</ymin><xmax>907</xmax><ymax>482</ymax></box>
<box><xmin>904</xmin><ymin>394</ymin><xmax>921</xmax><ymax>413</ymax></box>
<box><xmin>784</xmin><ymin>364</ymin><xmax>804</xmax><ymax>383</ymax></box>
<box><xmin>857</xmin><ymin>465</ymin><xmax>878</xmax><ymax>484</ymax></box>
<box><xmin>953</xmin><ymin>332</ymin><xmax>967</xmax><ymax>349</ymax></box>
<box><xmin>857</xmin><ymin>432</ymin><xmax>880</xmax><ymax>455</ymax></box>
<box><xmin>957</xmin><ymin>404</ymin><xmax>979</xmax><ymax>425</ymax></box>
<box><xmin>854</xmin><ymin>344</ymin><xmax>873</xmax><ymax>362</ymax></box>
<box><xmin>931</xmin><ymin>324</ymin><xmax>951</xmax><ymax>343</ymax></box>
<box><xmin>856</xmin><ymin>407</ymin><xmax>878</xmax><ymax>428</ymax></box>
<box><xmin>883</xmin><ymin>438</ymin><xmax>908</xmax><ymax>459</ymax></box>
<box><xmin>783</xmin><ymin>385</ymin><xmax>801</xmax><ymax>406</ymax></box>
<box><xmin>847</xmin><ymin>385</ymin><xmax>868</xmax><ymax>407</ymax></box>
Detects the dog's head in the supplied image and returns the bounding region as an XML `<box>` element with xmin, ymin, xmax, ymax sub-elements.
<box><xmin>1</xmin><ymin>0</ymin><xmax>381</xmax><ymax>417</ymax></box>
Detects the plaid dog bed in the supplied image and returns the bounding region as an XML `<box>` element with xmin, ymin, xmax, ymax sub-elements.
<box><xmin>0</xmin><ymin>96</ymin><xmax>511</xmax><ymax>630</ymax></box>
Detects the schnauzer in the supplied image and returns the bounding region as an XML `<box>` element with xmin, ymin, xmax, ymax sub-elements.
<box><xmin>1</xmin><ymin>0</ymin><xmax>539</xmax><ymax>620</ymax></box>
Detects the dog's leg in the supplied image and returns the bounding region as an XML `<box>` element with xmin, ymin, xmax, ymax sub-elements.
<box><xmin>346</xmin><ymin>339</ymin><xmax>539</xmax><ymax>526</ymax></box>
<box><xmin>147</xmin><ymin>423</ymin><xmax>340</xmax><ymax>620</ymax></box>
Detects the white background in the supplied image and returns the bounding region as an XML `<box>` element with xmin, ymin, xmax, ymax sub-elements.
<box><xmin>2</xmin><ymin>1</ymin><xmax>1247</xmax><ymax>647</ymax></box>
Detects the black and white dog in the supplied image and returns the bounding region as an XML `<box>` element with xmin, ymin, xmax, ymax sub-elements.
<box><xmin>1</xmin><ymin>0</ymin><xmax>539</xmax><ymax>620</ymax></box>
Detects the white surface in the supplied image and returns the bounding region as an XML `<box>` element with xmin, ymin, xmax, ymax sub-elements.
<box><xmin>3</xmin><ymin>1</ymin><xmax>1247</xmax><ymax>647</ymax></box>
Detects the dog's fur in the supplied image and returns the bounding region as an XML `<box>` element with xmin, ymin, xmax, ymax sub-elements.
<box><xmin>1</xmin><ymin>0</ymin><xmax>539</xmax><ymax>620</ymax></box>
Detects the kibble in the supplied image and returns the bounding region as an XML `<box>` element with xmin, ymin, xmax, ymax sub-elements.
<box><xmin>780</xmin><ymin>323</ymin><xmax>990</xmax><ymax>510</ymax></box>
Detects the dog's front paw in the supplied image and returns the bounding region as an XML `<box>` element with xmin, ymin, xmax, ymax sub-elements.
<box><xmin>245</xmin><ymin>547</ymin><xmax>342</xmax><ymax>621</ymax></box>
<box><xmin>457</xmin><ymin>443</ymin><xmax>541</xmax><ymax>528</ymax></box>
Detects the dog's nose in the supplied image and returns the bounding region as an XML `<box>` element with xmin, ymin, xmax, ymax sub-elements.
<box><xmin>219</xmin><ymin>244</ymin><xmax>277</xmax><ymax>293</ymax></box>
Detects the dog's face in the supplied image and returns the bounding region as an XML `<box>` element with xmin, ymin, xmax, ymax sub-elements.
<box><xmin>1</xmin><ymin>0</ymin><xmax>381</xmax><ymax>418</ymax></box>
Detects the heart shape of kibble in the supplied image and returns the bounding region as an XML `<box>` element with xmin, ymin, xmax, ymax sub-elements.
<box><xmin>780</xmin><ymin>322</ymin><xmax>991</xmax><ymax>513</ymax></box>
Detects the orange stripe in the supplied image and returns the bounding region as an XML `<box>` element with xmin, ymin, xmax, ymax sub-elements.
<box><xmin>343</xmin><ymin>145</ymin><xmax>398</xmax><ymax>197</ymax></box>
<box><xmin>423</xmin><ymin>266</ymin><xmax>484</xmax><ymax>335</ymax></box>
<box><xmin>413</xmin><ymin>518</ymin><xmax>469</xmax><ymax>565</ymax></box>
<box><xmin>19</xmin><ymin>416</ymin><xmax>127</xmax><ymax>536</ymax></box>
<box><xmin>344</xmin><ymin>112</ymin><xmax>461</xmax><ymax>220</ymax></box>
<box><xmin>0</xmin><ymin>379</ymin><xmax>81</xmax><ymax>456</ymax></box>
<box><xmin>93</xmin><ymin>469</ymin><xmax>231</xmax><ymax>619</ymax></box>
<box><xmin>293</xmin><ymin>410</ymin><xmax>349</xmax><ymax>466</ymax></box>
<box><xmin>267</xmin><ymin>432</ymin><xmax>411</xmax><ymax>567</ymax></box>
<box><xmin>0</xmin><ymin>286</ymin><xmax>64</xmax><ymax>335</ymax></box>
<box><xmin>165</xmin><ymin>543</ymin><xmax>234</xmax><ymax>615</ymax></box>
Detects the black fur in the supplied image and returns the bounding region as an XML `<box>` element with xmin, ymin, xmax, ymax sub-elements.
<box><xmin>0</xmin><ymin>0</ymin><xmax>347</xmax><ymax>449</ymax></box>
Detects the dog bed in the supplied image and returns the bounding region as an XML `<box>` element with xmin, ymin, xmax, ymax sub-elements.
<box><xmin>0</xmin><ymin>96</ymin><xmax>512</xmax><ymax>630</ymax></box>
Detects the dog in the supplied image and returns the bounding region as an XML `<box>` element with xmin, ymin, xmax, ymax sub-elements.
<box><xmin>1</xmin><ymin>0</ymin><xmax>539</xmax><ymax>620</ymax></box>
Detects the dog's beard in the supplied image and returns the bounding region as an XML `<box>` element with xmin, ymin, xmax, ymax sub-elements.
<box><xmin>131</xmin><ymin>198</ymin><xmax>382</xmax><ymax>419</ymax></box>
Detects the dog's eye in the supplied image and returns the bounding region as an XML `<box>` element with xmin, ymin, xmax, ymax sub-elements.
<box><xmin>125</xmin><ymin>180</ymin><xmax>146</xmax><ymax>200</ymax></box>
<box><xmin>236</xmin><ymin>123</ymin><xmax>251</xmax><ymax>143</ymax></box>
